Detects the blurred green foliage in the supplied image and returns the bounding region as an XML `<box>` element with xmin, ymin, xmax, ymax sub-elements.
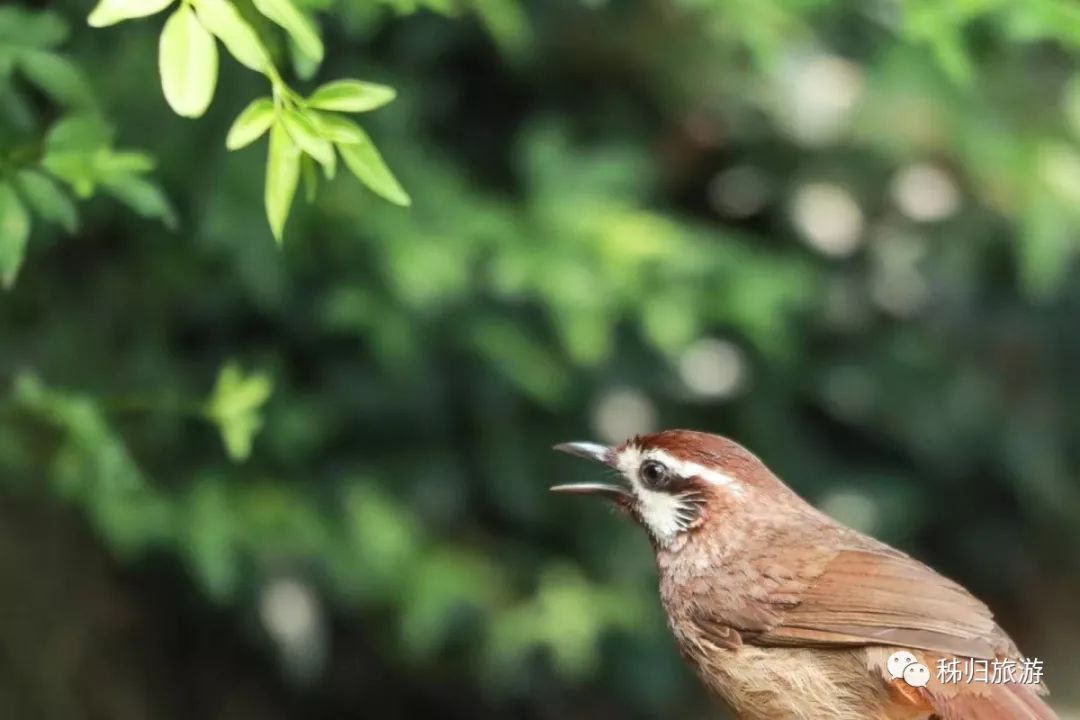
<box><xmin>3</xmin><ymin>0</ymin><xmax>1080</xmax><ymax>718</ymax></box>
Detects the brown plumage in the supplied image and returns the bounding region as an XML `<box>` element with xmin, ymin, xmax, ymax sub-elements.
<box><xmin>552</xmin><ymin>430</ymin><xmax>1056</xmax><ymax>720</ymax></box>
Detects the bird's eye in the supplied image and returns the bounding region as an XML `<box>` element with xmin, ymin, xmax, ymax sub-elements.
<box><xmin>640</xmin><ymin>460</ymin><xmax>669</xmax><ymax>488</ymax></box>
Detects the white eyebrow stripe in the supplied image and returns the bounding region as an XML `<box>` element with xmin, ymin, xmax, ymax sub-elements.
<box><xmin>644</xmin><ymin>449</ymin><xmax>744</xmax><ymax>494</ymax></box>
<box><xmin>610</xmin><ymin>443</ymin><xmax>745</xmax><ymax>547</ymax></box>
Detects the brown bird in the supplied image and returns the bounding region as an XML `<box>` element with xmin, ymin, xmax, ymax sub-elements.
<box><xmin>552</xmin><ymin>430</ymin><xmax>1056</xmax><ymax>720</ymax></box>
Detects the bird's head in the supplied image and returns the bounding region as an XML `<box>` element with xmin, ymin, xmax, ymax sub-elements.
<box><xmin>552</xmin><ymin>430</ymin><xmax>789</xmax><ymax>549</ymax></box>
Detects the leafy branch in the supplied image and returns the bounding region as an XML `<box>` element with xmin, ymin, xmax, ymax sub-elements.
<box><xmin>90</xmin><ymin>0</ymin><xmax>410</xmax><ymax>243</ymax></box>
<box><xmin>0</xmin><ymin>7</ymin><xmax>171</xmax><ymax>289</ymax></box>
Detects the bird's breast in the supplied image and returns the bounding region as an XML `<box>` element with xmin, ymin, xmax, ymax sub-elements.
<box><xmin>672</xmin><ymin>639</ymin><xmax>927</xmax><ymax>720</ymax></box>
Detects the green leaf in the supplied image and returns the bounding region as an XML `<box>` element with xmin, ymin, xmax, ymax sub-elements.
<box><xmin>45</xmin><ymin>115</ymin><xmax>112</xmax><ymax>154</ymax></box>
<box><xmin>0</xmin><ymin>183</ymin><xmax>32</xmax><ymax>290</ymax></box>
<box><xmin>251</xmin><ymin>0</ymin><xmax>323</xmax><ymax>63</ymax></box>
<box><xmin>0</xmin><ymin>8</ymin><xmax>69</xmax><ymax>49</ymax></box>
<box><xmin>307</xmin><ymin>80</ymin><xmax>396</xmax><ymax>113</ymax></box>
<box><xmin>42</xmin><ymin>116</ymin><xmax>110</xmax><ymax>197</ymax></box>
<box><xmin>336</xmin><ymin>119</ymin><xmax>411</xmax><ymax>206</ymax></box>
<box><xmin>88</xmin><ymin>0</ymin><xmax>175</xmax><ymax>27</ymax></box>
<box><xmin>159</xmin><ymin>4</ymin><xmax>219</xmax><ymax>118</ymax></box>
<box><xmin>41</xmin><ymin>117</ymin><xmax>166</xmax><ymax>210</ymax></box>
<box><xmin>11</xmin><ymin>373</ymin><xmax>164</xmax><ymax>557</ymax></box>
<box><xmin>0</xmin><ymin>51</ymin><xmax>15</xmax><ymax>83</ymax></box>
<box><xmin>186</xmin><ymin>477</ymin><xmax>240</xmax><ymax>600</ymax></box>
<box><xmin>17</xmin><ymin>50</ymin><xmax>95</xmax><ymax>109</ymax></box>
<box><xmin>16</xmin><ymin>170</ymin><xmax>78</xmax><ymax>233</ymax></box>
<box><xmin>472</xmin><ymin>0</ymin><xmax>531</xmax><ymax>57</ymax></box>
<box><xmin>102</xmin><ymin>175</ymin><xmax>177</xmax><ymax>229</ymax></box>
<box><xmin>468</xmin><ymin>316</ymin><xmax>568</xmax><ymax>406</ymax></box>
<box><xmin>225</xmin><ymin>97</ymin><xmax>274</xmax><ymax>150</ymax></box>
<box><xmin>205</xmin><ymin>362</ymin><xmax>274</xmax><ymax>462</ymax></box>
<box><xmin>281</xmin><ymin>107</ymin><xmax>334</xmax><ymax>168</ymax></box>
<box><xmin>193</xmin><ymin>0</ymin><xmax>269</xmax><ymax>72</ymax></box>
<box><xmin>265</xmin><ymin>121</ymin><xmax>301</xmax><ymax>243</ymax></box>
<box><xmin>309</xmin><ymin>111</ymin><xmax>366</xmax><ymax>143</ymax></box>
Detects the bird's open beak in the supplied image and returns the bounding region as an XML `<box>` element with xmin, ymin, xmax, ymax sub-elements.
<box><xmin>550</xmin><ymin>442</ymin><xmax>633</xmax><ymax>505</ymax></box>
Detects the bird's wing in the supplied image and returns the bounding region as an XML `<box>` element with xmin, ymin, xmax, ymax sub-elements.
<box><xmin>753</xmin><ymin>547</ymin><xmax>1009</xmax><ymax>659</ymax></box>
<box><xmin>680</xmin><ymin>540</ymin><xmax>1056</xmax><ymax>718</ymax></box>
<box><xmin>749</xmin><ymin>547</ymin><xmax>1057</xmax><ymax>719</ymax></box>
<box><xmin>921</xmin><ymin>680</ymin><xmax>1058</xmax><ymax>720</ymax></box>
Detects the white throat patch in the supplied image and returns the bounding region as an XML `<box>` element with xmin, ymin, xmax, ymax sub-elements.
<box><xmin>613</xmin><ymin>446</ymin><xmax>743</xmax><ymax>546</ymax></box>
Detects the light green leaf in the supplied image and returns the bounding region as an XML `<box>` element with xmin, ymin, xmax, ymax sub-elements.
<box><xmin>1037</xmin><ymin>141</ymin><xmax>1080</xmax><ymax>205</ymax></box>
<box><xmin>95</xmin><ymin>150</ymin><xmax>157</xmax><ymax>176</ymax></box>
<box><xmin>193</xmin><ymin>0</ymin><xmax>269</xmax><ymax>72</ymax></box>
<box><xmin>301</xmin><ymin>154</ymin><xmax>319</xmax><ymax>203</ymax></box>
<box><xmin>319</xmin><ymin>141</ymin><xmax>336</xmax><ymax>180</ymax></box>
<box><xmin>281</xmin><ymin>107</ymin><xmax>334</xmax><ymax>167</ymax></box>
<box><xmin>205</xmin><ymin>362</ymin><xmax>274</xmax><ymax>462</ymax></box>
<box><xmin>18</xmin><ymin>51</ymin><xmax>95</xmax><ymax>108</ymax></box>
<box><xmin>336</xmin><ymin>119</ymin><xmax>411</xmax><ymax>206</ymax></box>
<box><xmin>1065</xmin><ymin>75</ymin><xmax>1080</xmax><ymax>140</ymax></box>
<box><xmin>307</xmin><ymin>80</ymin><xmax>396</xmax><ymax>113</ymax></box>
<box><xmin>41</xmin><ymin>154</ymin><xmax>96</xmax><ymax>199</ymax></box>
<box><xmin>251</xmin><ymin>0</ymin><xmax>323</xmax><ymax>63</ymax></box>
<box><xmin>16</xmin><ymin>170</ymin><xmax>78</xmax><ymax>233</ymax></box>
<box><xmin>88</xmin><ymin>0</ymin><xmax>175</xmax><ymax>27</ymax></box>
<box><xmin>159</xmin><ymin>4</ymin><xmax>219</xmax><ymax>118</ymax></box>
<box><xmin>102</xmin><ymin>175</ymin><xmax>177</xmax><ymax>229</ymax></box>
<box><xmin>640</xmin><ymin>291</ymin><xmax>699</xmax><ymax>355</ymax></box>
<box><xmin>288</xmin><ymin>36</ymin><xmax>319</xmax><ymax>81</ymax></box>
<box><xmin>309</xmin><ymin>111</ymin><xmax>366</xmax><ymax>143</ymax></box>
<box><xmin>265</xmin><ymin>121</ymin><xmax>301</xmax><ymax>243</ymax></box>
<box><xmin>225</xmin><ymin>97</ymin><xmax>274</xmax><ymax>150</ymax></box>
<box><xmin>1019</xmin><ymin>191</ymin><xmax>1074</xmax><ymax>296</ymax></box>
<box><xmin>0</xmin><ymin>183</ymin><xmax>32</xmax><ymax>290</ymax></box>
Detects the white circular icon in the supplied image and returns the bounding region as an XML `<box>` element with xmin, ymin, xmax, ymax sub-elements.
<box><xmin>886</xmin><ymin>650</ymin><xmax>918</xmax><ymax>679</ymax></box>
<box><xmin>903</xmin><ymin>662</ymin><xmax>931</xmax><ymax>688</ymax></box>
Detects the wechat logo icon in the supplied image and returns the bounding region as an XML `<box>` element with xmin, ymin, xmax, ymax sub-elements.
<box><xmin>887</xmin><ymin>650</ymin><xmax>931</xmax><ymax>688</ymax></box>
